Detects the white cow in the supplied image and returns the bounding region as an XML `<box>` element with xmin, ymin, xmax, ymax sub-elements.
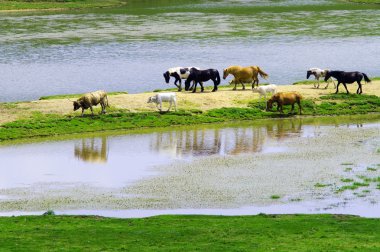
<box><xmin>148</xmin><ymin>93</ymin><xmax>177</xmax><ymax>112</ymax></box>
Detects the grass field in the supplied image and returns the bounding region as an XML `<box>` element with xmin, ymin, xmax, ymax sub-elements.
<box><xmin>0</xmin><ymin>214</ymin><xmax>379</xmax><ymax>251</ymax></box>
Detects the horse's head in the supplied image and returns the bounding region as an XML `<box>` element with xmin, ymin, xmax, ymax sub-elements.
<box><xmin>163</xmin><ymin>71</ymin><xmax>170</xmax><ymax>83</ymax></box>
<box><xmin>324</xmin><ymin>71</ymin><xmax>331</xmax><ymax>82</ymax></box>
<box><xmin>306</xmin><ymin>70</ymin><xmax>312</xmax><ymax>79</ymax></box>
<box><xmin>223</xmin><ymin>68</ymin><xmax>229</xmax><ymax>79</ymax></box>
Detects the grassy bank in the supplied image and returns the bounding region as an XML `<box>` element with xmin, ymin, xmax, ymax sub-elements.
<box><xmin>1</xmin><ymin>93</ymin><xmax>380</xmax><ymax>141</ymax></box>
<box><xmin>1</xmin><ymin>214</ymin><xmax>379</xmax><ymax>251</ymax></box>
<box><xmin>0</xmin><ymin>0</ymin><xmax>125</xmax><ymax>11</ymax></box>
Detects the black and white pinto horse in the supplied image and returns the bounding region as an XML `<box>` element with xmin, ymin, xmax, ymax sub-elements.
<box><xmin>324</xmin><ymin>71</ymin><xmax>371</xmax><ymax>94</ymax></box>
<box><xmin>306</xmin><ymin>68</ymin><xmax>336</xmax><ymax>89</ymax></box>
<box><xmin>163</xmin><ymin>67</ymin><xmax>200</xmax><ymax>91</ymax></box>
<box><xmin>185</xmin><ymin>69</ymin><xmax>221</xmax><ymax>93</ymax></box>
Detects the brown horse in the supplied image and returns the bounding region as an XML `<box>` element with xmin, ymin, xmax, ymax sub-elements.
<box><xmin>267</xmin><ymin>92</ymin><xmax>303</xmax><ymax>115</ymax></box>
<box><xmin>223</xmin><ymin>65</ymin><xmax>269</xmax><ymax>90</ymax></box>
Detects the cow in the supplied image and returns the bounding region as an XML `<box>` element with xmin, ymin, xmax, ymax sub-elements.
<box><xmin>73</xmin><ymin>90</ymin><xmax>109</xmax><ymax>117</ymax></box>
<box><xmin>147</xmin><ymin>92</ymin><xmax>177</xmax><ymax>112</ymax></box>
<box><xmin>267</xmin><ymin>92</ymin><xmax>303</xmax><ymax>115</ymax></box>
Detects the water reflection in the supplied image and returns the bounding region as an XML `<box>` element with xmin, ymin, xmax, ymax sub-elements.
<box><xmin>150</xmin><ymin>119</ymin><xmax>303</xmax><ymax>157</ymax></box>
<box><xmin>74</xmin><ymin>137</ymin><xmax>108</xmax><ymax>164</ymax></box>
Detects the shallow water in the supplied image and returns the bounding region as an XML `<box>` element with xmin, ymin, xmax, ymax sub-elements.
<box><xmin>0</xmin><ymin>116</ymin><xmax>380</xmax><ymax>217</ymax></box>
<box><xmin>1</xmin><ymin>0</ymin><xmax>380</xmax><ymax>101</ymax></box>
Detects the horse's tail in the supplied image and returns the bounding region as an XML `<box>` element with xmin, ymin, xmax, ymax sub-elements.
<box><xmin>215</xmin><ymin>70</ymin><xmax>221</xmax><ymax>85</ymax></box>
<box><xmin>257</xmin><ymin>67</ymin><xmax>269</xmax><ymax>79</ymax></box>
<box><xmin>362</xmin><ymin>73</ymin><xmax>371</xmax><ymax>83</ymax></box>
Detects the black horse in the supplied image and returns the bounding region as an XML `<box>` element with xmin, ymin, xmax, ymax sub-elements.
<box><xmin>324</xmin><ymin>71</ymin><xmax>371</xmax><ymax>94</ymax></box>
<box><xmin>185</xmin><ymin>68</ymin><xmax>221</xmax><ymax>93</ymax></box>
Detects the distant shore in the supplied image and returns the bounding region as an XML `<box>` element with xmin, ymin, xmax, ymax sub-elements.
<box><xmin>0</xmin><ymin>0</ymin><xmax>125</xmax><ymax>12</ymax></box>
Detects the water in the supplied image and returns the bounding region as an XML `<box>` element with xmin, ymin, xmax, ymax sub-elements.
<box><xmin>1</xmin><ymin>0</ymin><xmax>380</xmax><ymax>101</ymax></box>
<box><xmin>1</xmin><ymin>117</ymin><xmax>380</xmax><ymax>217</ymax></box>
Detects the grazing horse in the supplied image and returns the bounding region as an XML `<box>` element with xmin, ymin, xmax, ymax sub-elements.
<box><xmin>223</xmin><ymin>65</ymin><xmax>268</xmax><ymax>90</ymax></box>
<box><xmin>163</xmin><ymin>67</ymin><xmax>199</xmax><ymax>91</ymax></box>
<box><xmin>306</xmin><ymin>68</ymin><xmax>336</xmax><ymax>89</ymax></box>
<box><xmin>267</xmin><ymin>92</ymin><xmax>303</xmax><ymax>115</ymax></box>
<box><xmin>185</xmin><ymin>68</ymin><xmax>221</xmax><ymax>93</ymax></box>
<box><xmin>324</xmin><ymin>71</ymin><xmax>371</xmax><ymax>94</ymax></box>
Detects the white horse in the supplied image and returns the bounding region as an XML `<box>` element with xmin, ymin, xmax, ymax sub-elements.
<box><xmin>253</xmin><ymin>84</ymin><xmax>278</xmax><ymax>99</ymax></box>
<box><xmin>253</xmin><ymin>84</ymin><xmax>277</xmax><ymax>109</ymax></box>
<box><xmin>163</xmin><ymin>67</ymin><xmax>200</xmax><ymax>91</ymax></box>
<box><xmin>306</xmin><ymin>68</ymin><xmax>336</xmax><ymax>89</ymax></box>
<box><xmin>147</xmin><ymin>93</ymin><xmax>177</xmax><ymax>112</ymax></box>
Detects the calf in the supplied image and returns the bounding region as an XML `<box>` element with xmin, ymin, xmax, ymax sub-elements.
<box><xmin>148</xmin><ymin>93</ymin><xmax>177</xmax><ymax>112</ymax></box>
<box><xmin>267</xmin><ymin>92</ymin><xmax>302</xmax><ymax>115</ymax></box>
<box><xmin>73</xmin><ymin>90</ymin><xmax>109</xmax><ymax>117</ymax></box>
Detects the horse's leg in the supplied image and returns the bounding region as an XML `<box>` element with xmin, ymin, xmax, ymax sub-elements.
<box><xmin>240</xmin><ymin>81</ymin><xmax>245</xmax><ymax>90</ymax></box>
<box><xmin>192</xmin><ymin>82</ymin><xmax>198</xmax><ymax>93</ymax></box>
<box><xmin>291</xmin><ymin>104</ymin><xmax>295</xmax><ymax>114</ymax></box>
<box><xmin>335</xmin><ymin>82</ymin><xmax>341</xmax><ymax>94</ymax></box>
<box><xmin>298</xmin><ymin>102</ymin><xmax>302</xmax><ymax>115</ymax></box>
<box><xmin>167</xmin><ymin>100</ymin><xmax>172</xmax><ymax>112</ymax></box>
<box><xmin>233</xmin><ymin>80</ymin><xmax>237</xmax><ymax>90</ymax></box>
<box><xmin>317</xmin><ymin>77</ymin><xmax>320</xmax><ymax>89</ymax></box>
<box><xmin>324</xmin><ymin>78</ymin><xmax>330</xmax><ymax>89</ymax></box>
<box><xmin>174</xmin><ymin>78</ymin><xmax>181</xmax><ymax>91</ymax></box>
<box><xmin>174</xmin><ymin>98</ymin><xmax>177</xmax><ymax>111</ymax></box>
<box><xmin>212</xmin><ymin>79</ymin><xmax>217</xmax><ymax>92</ymax></box>
<box><xmin>200</xmin><ymin>82</ymin><xmax>205</xmax><ymax>92</ymax></box>
<box><xmin>357</xmin><ymin>81</ymin><xmax>362</xmax><ymax>94</ymax></box>
<box><xmin>342</xmin><ymin>83</ymin><xmax>349</xmax><ymax>94</ymax></box>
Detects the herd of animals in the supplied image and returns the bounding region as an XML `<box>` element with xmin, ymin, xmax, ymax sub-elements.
<box><xmin>72</xmin><ymin>66</ymin><xmax>372</xmax><ymax>116</ymax></box>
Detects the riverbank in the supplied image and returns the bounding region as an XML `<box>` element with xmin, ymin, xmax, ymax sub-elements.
<box><xmin>1</xmin><ymin>82</ymin><xmax>380</xmax><ymax>142</ymax></box>
<box><xmin>1</xmin><ymin>214</ymin><xmax>379</xmax><ymax>251</ymax></box>
<box><xmin>0</xmin><ymin>0</ymin><xmax>125</xmax><ymax>12</ymax></box>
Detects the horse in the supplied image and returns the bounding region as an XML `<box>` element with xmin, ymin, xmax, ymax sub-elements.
<box><xmin>185</xmin><ymin>68</ymin><xmax>221</xmax><ymax>93</ymax></box>
<box><xmin>163</xmin><ymin>67</ymin><xmax>200</xmax><ymax>91</ymax></box>
<box><xmin>306</xmin><ymin>68</ymin><xmax>336</xmax><ymax>89</ymax></box>
<box><xmin>324</xmin><ymin>71</ymin><xmax>371</xmax><ymax>94</ymax></box>
<box><xmin>223</xmin><ymin>65</ymin><xmax>268</xmax><ymax>90</ymax></box>
<box><xmin>267</xmin><ymin>92</ymin><xmax>303</xmax><ymax>115</ymax></box>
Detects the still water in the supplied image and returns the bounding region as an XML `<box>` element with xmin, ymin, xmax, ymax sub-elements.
<box><xmin>1</xmin><ymin>0</ymin><xmax>380</xmax><ymax>101</ymax></box>
<box><xmin>0</xmin><ymin>117</ymin><xmax>380</xmax><ymax>217</ymax></box>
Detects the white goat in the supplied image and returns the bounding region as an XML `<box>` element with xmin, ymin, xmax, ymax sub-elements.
<box><xmin>147</xmin><ymin>93</ymin><xmax>177</xmax><ymax>112</ymax></box>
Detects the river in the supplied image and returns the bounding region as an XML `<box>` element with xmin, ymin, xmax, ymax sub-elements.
<box><xmin>1</xmin><ymin>0</ymin><xmax>380</xmax><ymax>101</ymax></box>
<box><xmin>1</xmin><ymin>116</ymin><xmax>380</xmax><ymax>217</ymax></box>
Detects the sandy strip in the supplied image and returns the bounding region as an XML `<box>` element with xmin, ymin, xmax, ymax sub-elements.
<box><xmin>1</xmin><ymin>81</ymin><xmax>379</xmax><ymax>125</ymax></box>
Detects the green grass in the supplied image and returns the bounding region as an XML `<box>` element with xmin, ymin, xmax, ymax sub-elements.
<box><xmin>314</xmin><ymin>183</ymin><xmax>329</xmax><ymax>188</ymax></box>
<box><xmin>2</xmin><ymin>93</ymin><xmax>380</xmax><ymax>142</ymax></box>
<box><xmin>270</xmin><ymin>195</ymin><xmax>281</xmax><ymax>199</ymax></box>
<box><xmin>0</xmin><ymin>214</ymin><xmax>379</xmax><ymax>251</ymax></box>
<box><xmin>0</xmin><ymin>0</ymin><xmax>125</xmax><ymax>10</ymax></box>
<box><xmin>39</xmin><ymin>91</ymin><xmax>128</xmax><ymax>100</ymax></box>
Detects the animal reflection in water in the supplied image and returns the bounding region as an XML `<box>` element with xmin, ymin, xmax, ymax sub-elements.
<box><xmin>150</xmin><ymin>121</ymin><xmax>303</xmax><ymax>157</ymax></box>
<box><xmin>74</xmin><ymin>137</ymin><xmax>109</xmax><ymax>163</ymax></box>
